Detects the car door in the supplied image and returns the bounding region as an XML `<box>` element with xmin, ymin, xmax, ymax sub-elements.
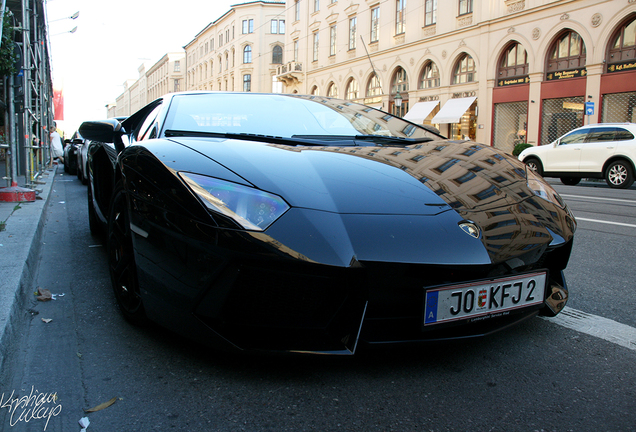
<box><xmin>579</xmin><ymin>127</ymin><xmax>620</xmax><ymax>173</ymax></box>
<box><xmin>542</xmin><ymin>127</ymin><xmax>590</xmax><ymax>172</ymax></box>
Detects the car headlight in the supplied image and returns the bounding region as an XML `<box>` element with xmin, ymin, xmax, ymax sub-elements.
<box><xmin>525</xmin><ymin>166</ymin><xmax>566</xmax><ymax>209</ymax></box>
<box><xmin>179</xmin><ymin>172</ymin><xmax>289</xmax><ymax>231</ymax></box>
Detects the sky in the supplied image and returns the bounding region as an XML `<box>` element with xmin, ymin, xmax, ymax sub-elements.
<box><xmin>46</xmin><ymin>0</ymin><xmax>236</xmax><ymax>136</ymax></box>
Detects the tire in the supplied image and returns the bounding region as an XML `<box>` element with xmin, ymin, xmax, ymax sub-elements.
<box><xmin>524</xmin><ymin>157</ymin><xmax>543</xmax><ymax>177</ymax></box>
<box><xmin>605</xmin><ymin>160</ymin><xmax>634</xmax><ymax>189</ymax></box>
<box><xmin>107</xmin><ymin>181</ymin><xmax>147</xmax><ymax>325</ymax></box>
<box><xmin>560</xmin><ymin>177</ymin><xmax>581</xmax><ymax>186</ymax></box>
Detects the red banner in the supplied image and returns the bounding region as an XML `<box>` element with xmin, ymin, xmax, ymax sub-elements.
<box><xmin>53</xmin><ymin>88</ymin><xmax>64</xmax><ymax>121</ymax></box>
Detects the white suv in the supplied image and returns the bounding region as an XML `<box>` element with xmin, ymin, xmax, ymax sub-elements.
<box><xmin>518</xmin><ymin>123</ymin><xmax>636</xmax><ymax>188</ymax></box>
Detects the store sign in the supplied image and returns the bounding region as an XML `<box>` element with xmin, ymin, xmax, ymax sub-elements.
<box><xmin>497</xmin><ymin>75</ymin><xmax>530</xmax><ymax>87</ymax></box>
<box><xmin>607</xmin><ymin>61</ymin><xmax>636</xmax><ymax>73</ymax></box>
<box><xmin>563</xmin><ymin>102</ymin><xmax>584</xmax><ymax>111</ymax></box>
<box><xmin>546</xmin><ymin>68</ymin><xmax>587</xmax><ymax>81</ymax></box>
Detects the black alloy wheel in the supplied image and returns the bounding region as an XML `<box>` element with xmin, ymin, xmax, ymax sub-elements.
<box><xmin>525</xmin><ymin>157</ymin><xmax>543</xmax><ymax>177</ymax></box>
<box><xmin>605</xmin><ymin>160</ymin><xmax>634</xmax><ymax>189</ymax></box>
<box><xmin>107</xmin><ymin>181</ymin><xmax>147</xmax><ymax>325</ymax></box>
<box><xmin>560</xmin><ymin>177</ymin><xmax>581</xmax><ymax>186</ymax></box>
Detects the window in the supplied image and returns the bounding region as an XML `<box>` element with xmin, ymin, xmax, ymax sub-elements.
<box><xmin>371</xmin><ymin>7</ymin><xmax>380</xmax><ymax>43</ymax></box>
<box><xmin>243</xmin><ymin>74</ymin><xmax>251</xmax><ymax>92</ymax></box>
<box><xmin>295</xmin><ymin>0</ymin><xmax>300</xmax><ymax>21</ymax></box>
<box><xmin>547</xmin><ymin>30</ymin><xmax>586</xmax><ymax>73</ymax></box>
<box><xmin>498</xmin><ymin>42</ymin><xmax>528</xmax><ymax>80</ymax></box>
<box><xmin>242</xmin><ymin>19</ymin><xmax>254</xmax><ymax>34</ymax></box>
<box><xmin>345</xmin><ymin>78</ymin><xmax>359</xmax><ymax>100</ymax></box>
<box><xmin>211</xmin><ymin>38</ymin><xmax>214</xmax><ymax>51</ymax></box>
<box><xmin>453</xmin><ymin>54</ymin><xmax>476</xmax><ymax>84</ymax></box>
<box><xmin>310</xmin><ymin>85</ymin><xmax>318</xmax><ymax>95</ymax></box>
<box><xmin>314</xmin><ymin>0</ymin><xmax>320</xmax><ymax>12</ymax></box>
<box><xmin>607</xmin><ymin>16</ymin><xmax>635</xmax><ymax>71</ymax></box>
<box><xmin>419</xmin><ymin>61</ymin><xmax>440</xmax><ymax>88</ymax></box>
<box><xmin>327</xmin><ymin>82</ymin><xmax>338</xmax><ymax>98</ymax></box>
<box><xmin>243</xmin><ymin>45</ymin><xmax>252</xmax><ymax>64</ymax></box>
<box><xmin>459</xmin><ymin>0</ymin><xmax>472</xmax><ymax>15</ymax></box>
<box><xmin>219</xmin><ymin>56</ymin><xmax>222</xmax><ymax>72</ymax></box>
<box><xmin>272</xmin><ymin>45</ymin><xmax>283</xmax><ymax>64</ymax></box>
<box><xmin>226</xmin><ymin>29</ymin><xmax>230</xmax><ymax>42</ymax></box>
<box><xmin>271</xmin><ymin>19</ymin><xmax>285</xmax><ymax>34</ymax></box>
<box><xmin>294</xmin><ymin>40</ymin><xmax>299</xmax><ymax>62</ymax></box>
<box><xmin>425</xmin><ymin>0</ymin><xmax>437</xmax><ymax>26</ymax></box>
<box><xmin>219</xmin><ymin>34</ymin><xmax>223</xmax><ymax>46</ymax></box>
<box><xmin>313</xmin><ymin>32</ymin><xmax>319</xmax><ymax>61</ymax></box>
<box><xmin>174</xmin><ymin>79</ymin><xmax>180</xmax><ymax>92</ymax></box>
<box><xmin>349</xmin><ymin>17</ymin><xmax>357</xmax><ymax>50</ymax></box>
<box><xmin>225</xmin><ymin>53</ymin><xmax>229</xmax><ymax>70</ymax></box>
<box><xmin>391</xmin><ymin>67</ymin><xmax>409</xmax><ymax>94</ymax></box>
<box><xmin>396</xmin><ymin>0</ymin><xmax>406</xmax><ymax>35</ymax></box>
<box><xmin>366</xmin><ymin>73</ymin><xmax>382</xmax><ymax>97</ymax></box>
<box><xmin>174</xmin><ymin>60</ymin><xmax>181</xmax><ymax>72</ymax></box>
<box><xmin>330</xmin><ymin>25</ymin><xmax>337</xmax><ymax>56</ymax></box>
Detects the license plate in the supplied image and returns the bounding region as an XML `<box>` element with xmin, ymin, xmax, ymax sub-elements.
<box><xmin>423</xmin><ymin>272</ymin><xmax>546</xmax><ymax>326</ymax></box>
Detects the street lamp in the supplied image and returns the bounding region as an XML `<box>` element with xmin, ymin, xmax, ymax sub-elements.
<box><xmin>52</xmin><ymin>26</ymin><xmax>77</xmax><ymax>36</ymax></box>
<box><xmin>49</xmin><ymin>11</ymin><xmax>79</xmax><ymax>23</ymax></box>
<box><xmin>394</xmin><ymin>91</ymin><xmax>402</xmax><ymax>108</ymax></box>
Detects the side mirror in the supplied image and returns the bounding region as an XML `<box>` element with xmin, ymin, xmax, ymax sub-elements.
<box><xmin>79</xmin><ymin>118</ymin><xmax>126</xmax><ymax>153</ymax></box>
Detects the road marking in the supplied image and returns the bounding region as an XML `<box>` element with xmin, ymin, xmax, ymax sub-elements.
<box><xmin>560</xmin><ymin>194</ymin><xmax>636</xmax><ymax>204</ymax></box>
<box><xmin>575</xmin><ymin>217</ymin><xmax>636</xmax><ymax>228</ymax></box>
<box><xmin>541</xmin><ymin>307</ymin><xmax>636</xmax><ymax>351</ymax></box>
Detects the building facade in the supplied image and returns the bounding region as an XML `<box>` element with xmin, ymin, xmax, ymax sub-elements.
<box><xmin>275</xmin><ymin>0</ymin><xmax>636</xmax><ymax>153</ymax></box>
<box><xmin>184</xmin><ymin>1</ymin><xmax>286</xmax><ymax>93</ymax></box>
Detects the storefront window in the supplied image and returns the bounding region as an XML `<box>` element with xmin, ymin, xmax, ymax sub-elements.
<box><xmin>493</xmin><ymin>102</ymin><xmax>528</xmax><ymax>153</ymax></box>
<box><xmin>450</xmin><ymin>100</ymin><xmax>477</xmax><ymax>140</ymax></box>
<box><xmin>541</xmin><ymin>97</ymin><xmax>584</xmax><ymax>145</ymax></box>
<box><xmin>602</xmin><ymin>92</ymin><xmax>636</xmax><ymax>123</ymax></box>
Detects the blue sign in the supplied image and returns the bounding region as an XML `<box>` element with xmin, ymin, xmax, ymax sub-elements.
<box><xmin>585</xmin><ymin>101</ymin><xmax>595</xmax><ymax>116</ymax></box>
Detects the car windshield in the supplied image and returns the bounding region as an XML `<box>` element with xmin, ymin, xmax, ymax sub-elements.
<box><xmin>162</xmin><ymin>93</ymin><xmax>439</xmax><ymax>141</ymax></box>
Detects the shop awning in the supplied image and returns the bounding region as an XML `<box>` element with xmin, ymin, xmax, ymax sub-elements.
<box><xmin>403</xmin><ymin>101</ymin><xmax>439</xmax><ymax>123</ymax></box>
<box><xmin>431</xmin><ymin>97</ymin><xmax>476</xmax><ymax>124</ymax></box>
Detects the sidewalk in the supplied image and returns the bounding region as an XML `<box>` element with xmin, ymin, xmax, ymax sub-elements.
<box><xmin>0</xmin><ymin>161</ymin><xmax>57</xmax><ymax>378</ymax></box>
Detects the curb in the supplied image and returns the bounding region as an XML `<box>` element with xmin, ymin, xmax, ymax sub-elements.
<box><xmin>0</xmin><ymin>166</ymin><xmax>58</xmax><ymax>382</ymax></box>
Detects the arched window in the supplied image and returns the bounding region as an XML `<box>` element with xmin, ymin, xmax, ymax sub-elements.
<box><xmin>497</xmin><ymin>42</ymin><xmax>528</xmax><ymax>82</ymax></box>
<box><xmin>546</xmin><ymin>30</ymin><xmax>586</xmax><ymax>74</ymax></box>
<box><xmin>607</xmin><ymin>15</ymin><xmax>636</xmax><ymax>71</ymax></box>
<box><xmin>419</xmin><ymin>61</ymin><xmax>440</xmax><ymax>89</ymax></box>
<box><xmin>310</xmin><ymin>85</ymin><xmax>319</xmax><ymax>95</ymax></box>
<box><xmin>243</xmin><ymin>45</ymin><xmax>252</xmax><ymax>64</ymax></box>
<box><xmin>391</xmin><ymin>67</ymin><xmax>409</xmax><ymax>94</ymax></box>
<box><xmin>345</xmin><ymin>78</ymin><xmax>359</xmax><ymax>100</ymax></box>
<box><xmin>452</xmin><ymin>54</ymin><xmax>476</xmax><ymax>84</ymax></box>
<box><xmin>366</xmin><ymin>73</ymin><xmax>382</xmax><ymax>97</ymax></box>
<box><xmin>225</xmin><ymin>52</ymin><xmax>229</xmax><ymax>70</ymax></box>
<box><xmin>327</xmin><ymin>82</ymin><xmax>338</xmax><ymax>98</ymax></box>
<box><xmin>272</xmin><ymin>45</ymin><xmax>283</xmax><ymax>64</ymax></box>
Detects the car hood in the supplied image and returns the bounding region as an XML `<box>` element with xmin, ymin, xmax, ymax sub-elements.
<box><xmin>168</xmin><ymin>137</ymin><xmax>537</xmax><ymax>216</ymax></box>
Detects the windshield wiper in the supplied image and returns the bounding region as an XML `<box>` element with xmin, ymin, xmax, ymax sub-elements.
<box><xmin>164</xmin><ymin>130</ymin><xmax>335</xmax><ymax>146</ymax></box>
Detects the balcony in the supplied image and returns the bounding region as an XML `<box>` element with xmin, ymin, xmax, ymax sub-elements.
<box><xmin>275</xmin><ymin>61</ymin><xmax>303</xmax><ymax>85</ymax></box>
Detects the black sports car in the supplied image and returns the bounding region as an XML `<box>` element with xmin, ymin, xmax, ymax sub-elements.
<box><xmin>80</xmin><ymin>92</ymin><xmax>575</xmax><ymax>355</ymax></box>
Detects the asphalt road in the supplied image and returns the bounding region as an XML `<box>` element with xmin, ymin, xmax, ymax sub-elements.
<box><xmin>1</xmin><ymin>173</ymin><xmax>635</xmax><ymax>432</ymax></box>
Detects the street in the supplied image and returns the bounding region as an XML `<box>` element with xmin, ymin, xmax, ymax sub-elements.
<box><xmin>1</xmin><ymin>172</ymin><xmax>635</xmax><ymax>432</ymax></box>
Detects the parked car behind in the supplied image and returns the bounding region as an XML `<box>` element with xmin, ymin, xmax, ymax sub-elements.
<box><xmin>63</xmin><ymin>135</ymin><xmax>82</xmax><ymax>175</ymax></box>
<box><xmin>518</xmin><ymin>123</ymin><xmax>636</xmax><ymax>188</ymax></box>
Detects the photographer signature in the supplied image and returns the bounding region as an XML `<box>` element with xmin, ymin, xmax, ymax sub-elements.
<box><xmin>1</xmin><ymin>386</ymin><xmax>62</xmax><ymax>431</ymax></box>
